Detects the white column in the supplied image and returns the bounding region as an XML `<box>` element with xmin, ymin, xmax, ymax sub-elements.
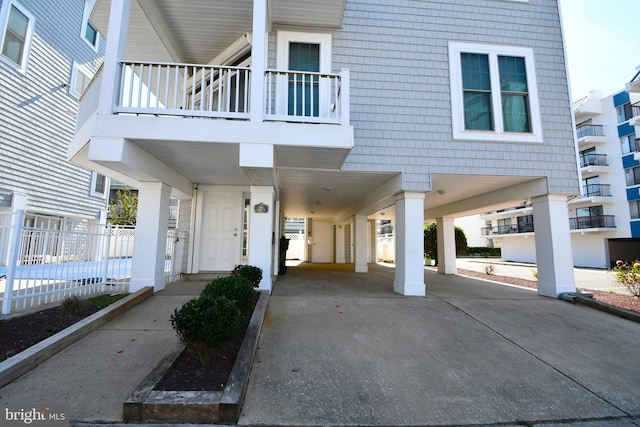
<box><xmin>394</xmin><ymin>192</ymin><xmax>426</xmax><ymax>296</ymax></box>
<box><xmin>437</xmin><ymin>217</ymin><xmax>457</xmax><ymax>274</ymax></box>
<box><xmin>130</xmin><ymin>182</ymin><xmax>171</xmax><ymax>293</ymax></box>
<box><xmin>1</xmin><ymin>193</ymin><xmax>27</xmax><ymax>266</ymax></box>
<box><xmin>250</xmin><ymin>0</ymin><xmax>267</xmax><ymax>122</ymax></box>
<box><xmin>248</xmin><ymin>186</ymin><xmax>275</xmax><ymax>291</ymax></box>
<box><xmin>353</xmin><ymin>215</ymin><xmax>368</xmax><ymax>273</ymax></box>
<box><xmin>98</xmin><ymin>0</ymin><xmax>130</xmax><ymax>115</ymax></box>
<box><xmin>532</xmin><ymin>194</ymin><xmax>576</xmax><ymax>297</ymax></box>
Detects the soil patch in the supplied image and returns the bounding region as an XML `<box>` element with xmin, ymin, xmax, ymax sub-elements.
<box><xmin>457</xmin><ymin>268</ymin><xmax>640</xmax><ymax>313</ymax></box>
<box><xmin>0</xmin><ymin>293</ymin><xmax>129</xmax><ymax>362</ymax></box>
<box><xmin>153</xmin><ymin>293</ymin><xmax>259</xmax><ymax>392</ymax></box>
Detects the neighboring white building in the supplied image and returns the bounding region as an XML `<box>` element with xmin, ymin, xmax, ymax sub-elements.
<box><xmin>69</xmin><ymin>0</ymin><xmax>580</xmax><ymax>298</ymax></box>
<box><xmin>0</xmin><ymin>0</ymin><xmax>107</xmax><ymax>264</ymax></box>
<box><xmin>480</xmin><ymin>72</ymin><xmax>640</xmax><ymax>269</ymax></box>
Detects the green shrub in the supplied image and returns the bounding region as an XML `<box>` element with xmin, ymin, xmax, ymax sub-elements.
<box><xmin>423</xmin><ymin>222</ymin><xmax>468</xmax><ymax>264</ymax></box>
<box><xmin>201</xmin><ymin>275</ymin><xmax>254</xmax><ymax>316</ymax></box>
<box><xmin>465</xmin><ymin>247</ymin><xmax>502</xmax><ymax>257</ymax></box>
<box><xmin>231</xmin><ymin>264</ymin><xmax>263</xmax><ymax>288</ymax></box>
<box><xmin>612</xmin><ymin>260</ymin><xmax>640</xmax><ymax>297</ymax></box>
<box><xmin>170</xmin><ymin>295</ymin><xmax>243</xmax><ymax>366</ymax></box>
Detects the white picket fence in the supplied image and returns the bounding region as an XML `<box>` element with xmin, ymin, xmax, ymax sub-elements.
<box><xmin>0</xmin><ymin>211</ymin><xmax>185</xmax><ymax>314</ymax></box>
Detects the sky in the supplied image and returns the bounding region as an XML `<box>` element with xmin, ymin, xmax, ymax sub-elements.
<box><xmin>559</xmin><ymin>0</ymin><xmax>639</xmax><ymax>100</ymax></box>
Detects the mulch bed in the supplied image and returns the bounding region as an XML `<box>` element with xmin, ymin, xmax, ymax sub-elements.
<box><xmin>457</xmin><ymin>268</ymin><xmax>640</xmax><ymax>313</ymax></box>
<box><xmin>153</xmin><ymin>293</ymin><xmax>258</xmax><ymax>392</ymax></box>
<box><xmin>0</xmin><ymin>294</ymin><xmax>128</xmax><ymax>362</ymax></box>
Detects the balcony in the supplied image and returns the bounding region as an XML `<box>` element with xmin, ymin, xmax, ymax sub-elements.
<box><xmin>78</xmin><ymin>61</ymin><xmax>348</xmax><ymax>128</ymax></box>
<box><xmin>481</xmin><ymin>222</ymin><xmax>535</xmax><ymax>236</ymax></box>
<box><xmin>579</xmin><ymin>153</ymin><xmax>608</xmax><ymax>176</ymax></box>
<box><xmin>630</xmin><ymin>101</ymin><xmax>640</xmax><ymax>127</ymax></box>
<box><xmin>575</xmin><ymin>124</ymin><xmax>606</xmax><ymax>147</ymax></box>
<box><xmin>569</xmin><ymin>215</ymin><xmax>615</xmax><ymax>230</ymax></box>
<box><xmin>568</xmin><ymin>184</ymin><xmax>612</xmax><ymax>206</ymax></box>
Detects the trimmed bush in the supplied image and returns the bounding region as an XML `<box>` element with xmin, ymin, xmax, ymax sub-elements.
<box><xmin>231</xmin><ymin>264</ymin><xmax>263</xmax><ymax>288</ymax></box>
<box><xmin>465</xmin><ymin>247</ymin><xmax>501</xmax><ymax>257</ymax></box>
<box><xmin>201</xmin><ymin>275</ymin><xmax>254</xmax><ymax>316</ymax></box>
<box><xmin>170</xmin><ymin>295</ymin><xmax>243</xmax><ymax>366</ymax></box>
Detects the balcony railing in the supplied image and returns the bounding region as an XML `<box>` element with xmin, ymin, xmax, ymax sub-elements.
<box><xmin>576</xmin><ymin>124</ymin><xmax>604</xmax><ymax>139</ymax></box>
<box><xmin>481</xmin><ymin>222</ymin><xmax>535</xmax><ymax>236</ymax></box>
<box><xmin>117</xmin><ymin>61</ymin><xmax>251</xmax><ymax>119</ymax></box>
<box><xmin>569</xmin><ymin>215</ymin><xmax>615</xmax><ymax>230</ymax></box>
<box><xmin>579</xmin><ymin>153</ymin><xmax>608</xmax><ymax>168</ymax></box>
<box><xmin>582</xmin><ymin>184</ymin><xmax>611</xmax><ymax>197</ymax></box>
<box><xmin>76</xmin><ymin>63</ymin><xmax>104</xmax><ymax>131</ymax></box>
<box><xmin>632</xmin><ymin>100</ymin><xmax>640</xmax><ymax>118</ymax></box>
<box><xmin>88</xmin><ymin>60</ymin><xmax>348</xmax><ymax>125</ymax></box>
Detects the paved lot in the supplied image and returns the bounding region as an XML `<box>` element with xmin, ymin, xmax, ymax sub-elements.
<box><xmin>239</xmin><ymin>263</ymin><xmax>640</xmax><ymax>426</ymax></box>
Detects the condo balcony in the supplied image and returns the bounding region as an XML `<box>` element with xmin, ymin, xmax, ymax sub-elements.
<box><xmin>630</xmin><ymin>100</ymin><xmax>640</xmax><ymax>127</ymax></box>
<box><xmin>575</xmin><ymin>124</ymin><xmax>606</xmax><ymax>148</ymax></box>
<box><xmin>567</xmin><ymin>184</ymin><xmax>613</xmax><ymax>206</ymax></box>
<box><xmin>569</xmin><ymin>215</ymin><xmax>615</xmax><ymax>231</ymax></box>
<box><xmin>481</xmin><ymin>222</ymin><xmax>535</xmax><ymax>236</ymax></box>
<box><xmin>579</xmin><ymin>153</ymin><xmax>608</xmax><ymax>176</ymax></box>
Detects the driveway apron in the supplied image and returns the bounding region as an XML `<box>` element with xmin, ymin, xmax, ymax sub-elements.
<box><xmin>239</xmin><ymin>264</ymin><xmax>640</xmax><ymax>426</ymax></box>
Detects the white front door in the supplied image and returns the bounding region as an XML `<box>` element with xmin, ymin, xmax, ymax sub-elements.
<box><xmin>200</xmin><ymin>191</ymin><xmax>242</xmax><ymax>271</ymax></box>
<box><xmin>311</xmin><ymin>220</ymin><xmax>333</xmax><ymax>263</ymax></box>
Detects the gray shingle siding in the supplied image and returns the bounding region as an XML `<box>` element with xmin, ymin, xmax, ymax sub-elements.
<box><xmin>328</xmin><ymin>0</ymin><xmax>578</xmax><ymax>194</ymax></box>
<box><xmin>0</xmin><ymin>0</ymin><xmax>105</xmax><ymax>219</ymax></box>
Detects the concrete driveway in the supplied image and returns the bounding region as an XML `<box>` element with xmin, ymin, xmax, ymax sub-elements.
<box><xmin>239</xmin><ymin>263</ymin><xmax>640</xmax><ymax>426</ymax></box>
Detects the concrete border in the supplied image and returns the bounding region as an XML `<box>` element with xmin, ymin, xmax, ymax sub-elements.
<box><xmin>123</xmin><ymin>290</ymin><xmax>269</xmax><ymax>424</ymax></box>
<box><xmin>0</xmin><ymin>287</ymin><xmax>153</xmax><ymax>388</ymax></box>
<box><xmin>561</xmin><ymin>292</ymin><xmax>640</xmax><ymax>324</ymax></box>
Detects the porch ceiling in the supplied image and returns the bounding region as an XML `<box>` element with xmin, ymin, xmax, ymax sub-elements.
<box><xmin>92</xmin><ymin>0</ymin><xmax>346</xmax><ymax>64</ymax></box>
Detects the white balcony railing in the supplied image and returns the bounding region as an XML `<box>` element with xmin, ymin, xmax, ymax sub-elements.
<box><xmin>117</xmin><ymin>61</ymin><xmax>251</xmax><ymax>119</ymax></box>
<box><xmin>264</xmin><ymin>69</ymin><xmax>346</xmax><ymax>124</ymax></box>
<box><xmin>75</xmin><ymin>61</ymin><xmax>349</xmax><ymax>127</ymax></box>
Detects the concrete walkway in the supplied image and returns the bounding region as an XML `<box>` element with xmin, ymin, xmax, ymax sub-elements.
<box><xmin>0</xmin><ymin>263</ymin><xmax>638</xmax><ymax>426</ymax></box>
<box><xmin>239</xmin><ymin>263</ymin><xmax>640</xmax><ymax>426</ymax></box>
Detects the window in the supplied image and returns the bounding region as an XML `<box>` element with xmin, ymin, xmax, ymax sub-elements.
<box><xmin>630</xmin><ymin>201</ymin><xmax>640</xmax><ymax>220</ymax></box>
<box><xmin>621</xmin><ymin>134</ymin><xmax>638</xmax><ymax>154</ymax></box>
<box><xmin>626</xmin><ymin>166</ymin><xmax>640</xmax><ymax>187</ymax></box>
<box><xmin>0</xmin><ymin>0</ymin><xmax>34</xmax><ymax>73</ymax></box>
<box><xmin>517</xmin><ymin>215</ymin><xmax>534</xmax><ymax>232</ymax></box>
<box><xmin>81</xmin><ymin>0</ymin><xmax>99</xmax><ymax>50</ymax></box>
<box><xmin>69</xmin><ymin>61</ymin><xmax>93</xmax><ymax>98</ymax></box>
<box><xmin>449</xmin><ymin>42</ymin><xmax>542</xmax><ymax>142</ymax></box>
<box><xmin>90</xmin><ymin>172</ymin><xmax>108</xmax><ymax>198</ymax></box>
<box><xmin>617</xmin><ymin>103</ymin><xmax>633</xmax><ymax>123</ymax></box>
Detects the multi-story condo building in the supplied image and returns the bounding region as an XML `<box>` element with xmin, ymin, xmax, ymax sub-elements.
<box><xmin>0</xmin><ymin>0</ymin><xmax>107</xmax><ymax>235</ymax></box>
<box><xmin>69</xmin><ymin>0</ymin><xmax>580</xmax><ymax>298</ymax></box>
<box><xmin>480</xmin><ymin>69</ymin><xmax>640</xmax><ymax>269</ymax></box>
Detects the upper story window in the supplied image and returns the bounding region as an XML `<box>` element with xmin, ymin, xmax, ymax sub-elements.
<box><xmin>69</xmin><ymin>61</ymin><xmax>93</xmax><ymax>98</ymax></box>
<box><xmin>81</xmin><ymin>0</ymin><xmax>99</xmax><ymax>51</ymax></box>
<box><xmin>0</xmin><ymin>0</ymin><xmax>35</xmax><ymax>74</ymax></box>
<box><xmin>626</xmin><ymin>166</ymin><xmax>640</xmax><ymax>187</ymax></box>
<box><xmin>449</xmin><ymin>42</ymin><xmax>542</xmax><ymax>143</ymax></box>
<box><xmin>621</xmin><ymin>133</ymin><xmax>639</xmax><ymax>154</ymax></box>
<box><xmin>617</xmin><ymin>102</ymin><xmax>633</xmax><ymax>123</ymax></box>
<box><xmin>90</xmin><ymin>172</ymin><xmax>108</xmax><ymax>198</ymax></box>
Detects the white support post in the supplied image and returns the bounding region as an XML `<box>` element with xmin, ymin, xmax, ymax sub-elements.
<box><xmin>335</xmin><ymin>224</ymin><xmax>346</xmax><ymax>263</ymax></box>
<box><xmin>353</xmin><ymin>215</ymin><xmax>368</xmax><ymax>273</ymax></box>
<box><xmin>130</xmin><ymin>183</ymin><xmax>171</xmax><ymax>293</ymax></box>
<box><xmin>248</xmin><ymin>186</ymin><xmax>275</xmax><ymax>291</ymax></box>
<box><xmin>394</xmin><ymin>192</ymin><xmax>426</xmax><ymax>296</ymax></box>
<box><xmin>532</xmin><ymin>194</ymin><xmax>576</xmax><ymax>297</ymax></box>
<box><xmin>250</xmin><ymin>0</ymin><xmax>267</xmax><ymax>122</ymax></box>
<box><xmin>98</xmin><ymin>0</ymin><xmax>130</xmax><ymax>115</ymax></box>
<box><xmin>2</xmin><ymin>209</ymin><xmax>25</xmax><ymax>314</ymax></box>
<box><xmin>437</xmin><ymin>217</ymin><xmax>457</xmax><ymax>274</ymax></box>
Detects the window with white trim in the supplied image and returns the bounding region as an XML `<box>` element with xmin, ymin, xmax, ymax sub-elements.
<box><xmin>90</xmin><ymin>172</ymin><xmax>108</xmax><ymax>198</ymax></box>
<box><xmin>81</xmin><ymin>0</ymin><xmax>99</xmax><ymax>50</ymax></box>
<box><xmin>0</xmin><ymin>0</ymin><xmax>34</xmax><ymax>73</ymax></box>
<box><xmin>69</xmin><ymin>61</ymin><xmax>93</xmax><ymax>98</ymax></box>
<box><xmin>449</xmin><ymin>42</ymin><xmax>542</xmax><ymax>142</ymax></box>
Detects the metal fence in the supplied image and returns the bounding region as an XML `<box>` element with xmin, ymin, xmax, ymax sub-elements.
<box><xmin>0</xmin><ymin>211</ymin><xmax>185</xmax><ymax>314</ymax></box>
